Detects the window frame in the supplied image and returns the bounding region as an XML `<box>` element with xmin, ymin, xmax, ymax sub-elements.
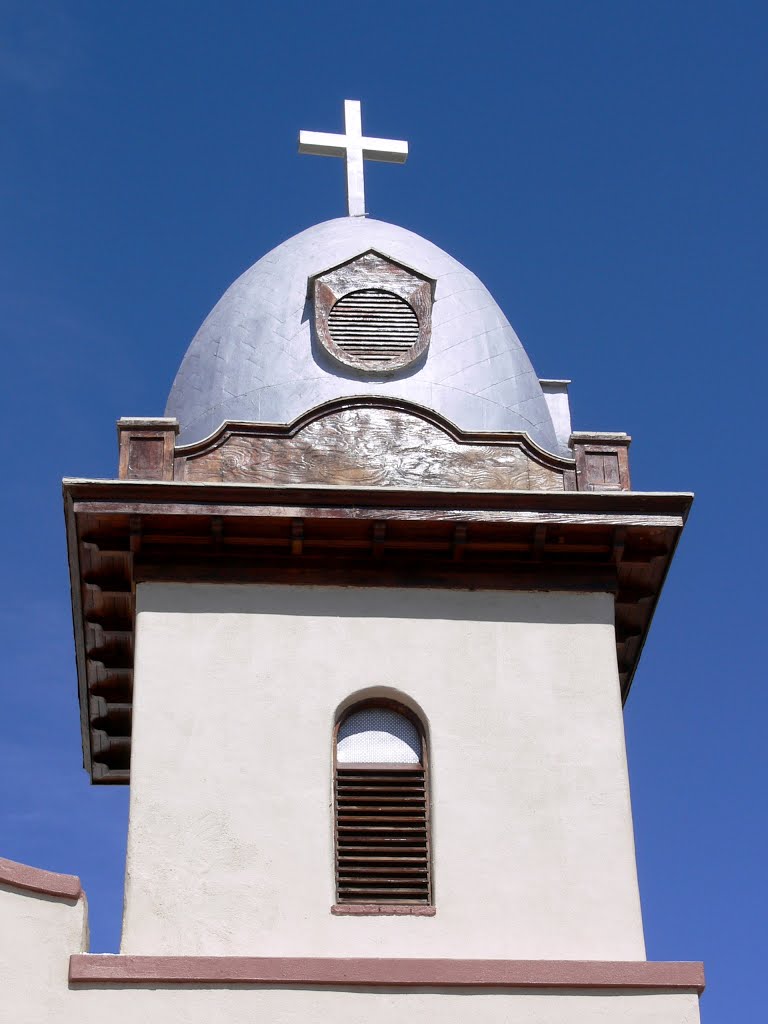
<box><xmin>332</xmin><ymin>697</ymin><xmax>433</xmax><ymax>914</ymax></box>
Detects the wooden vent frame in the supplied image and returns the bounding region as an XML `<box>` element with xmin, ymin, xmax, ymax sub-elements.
<box><xmin>313</xmin><ymin>250</ymin><xmax>434</xmax><ymax>374</ymax></box>
<box><xmin>333</xmin><ymin>700</ymin><xmax>432</xmax><ymax>914</ymax></box>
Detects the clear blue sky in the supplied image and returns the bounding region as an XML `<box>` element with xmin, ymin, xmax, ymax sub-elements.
<box><xmin>1</xmin><ymin>3</ymin><xmax>765</xmax><ymax>1019</ymax></box>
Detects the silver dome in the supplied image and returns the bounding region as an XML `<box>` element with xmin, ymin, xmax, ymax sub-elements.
<box><xmin>166</xmin><ymin>217</ymin><xmax>559</xmax><ymax>452</ymax></box>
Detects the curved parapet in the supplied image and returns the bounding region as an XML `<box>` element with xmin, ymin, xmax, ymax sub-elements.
<box><xmin>0</xmin><ymin>856</ymin><xmax>82</xmax><ymax>901</ymax></box>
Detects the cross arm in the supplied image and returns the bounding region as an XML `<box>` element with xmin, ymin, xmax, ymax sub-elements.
<box><xmin>361</xmin><ymin>137</ymin><xmax>409</xmax><ymax>164</ymax></box>
<box><xmin>298</xmin><ymin>131</ymin><xmax>348</xmax><ymax>159</ymax></box>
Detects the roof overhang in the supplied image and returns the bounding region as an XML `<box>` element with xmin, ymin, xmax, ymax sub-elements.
<box><xmin>64</xmin><ymin>478</ymin><xmax>692</xmax><ymax>783</ymax></box>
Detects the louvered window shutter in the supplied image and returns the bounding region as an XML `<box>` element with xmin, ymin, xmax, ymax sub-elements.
<box><xmin>334</xmin><ymin>705</ymin><xmax>431</xmax><ymax>906</ymax></box>
<box><xmin>328</xmin><ymin>289</ymin><xmax>419</xmax><ymax>365</ymax></box>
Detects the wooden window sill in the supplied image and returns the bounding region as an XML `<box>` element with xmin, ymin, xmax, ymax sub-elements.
<box><xmin>331</xmin><ymin>904</ymin><xmax>435</xmax><ymax>917</ymax></box>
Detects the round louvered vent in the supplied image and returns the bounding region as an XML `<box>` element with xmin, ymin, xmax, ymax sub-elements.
<box><xmin>328</xmin><ymin>289</ymin><xmax>419</xmax><ymax>366</ymax></box>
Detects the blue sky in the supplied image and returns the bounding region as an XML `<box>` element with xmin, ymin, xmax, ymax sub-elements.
<box><xmin>1</xmin><ymin>2</ymin><xmax>765</xmax><ymax>1019</ymax></box>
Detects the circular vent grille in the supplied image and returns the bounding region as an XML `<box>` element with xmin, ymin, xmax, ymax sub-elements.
<box><xmin>328</xmin><ymin>289</ymin><xmax>419</xmax><ymax>365</ymax></box>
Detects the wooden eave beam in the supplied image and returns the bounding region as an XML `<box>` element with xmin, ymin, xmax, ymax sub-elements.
<box><xmin>64</xmin><ymin>477</ymin><xmax>692</xmax><ymax>519</ymax></box>
<box><xmin>64</xmin><ymin>488</ymin><xmax>93</xmax><ymax>778</ymax></box>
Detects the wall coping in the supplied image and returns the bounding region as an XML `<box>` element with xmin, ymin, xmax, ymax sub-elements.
<box><xmin>69</xmin><ymin>955</ymin><xmax>705</xmax><ymax>992</ymax></box>
<box><xmin>0</xmin><ymin>856</ymin><xmax>82</xmax><ymax>901</ymax></box>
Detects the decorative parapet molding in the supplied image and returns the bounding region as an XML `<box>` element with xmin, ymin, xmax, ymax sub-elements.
<box><xmin>117</xmin><ymin>417</ymin><xmax>178</xmax><ymax>481</ymax></box>
<box><xmin>571</xmin><ymin>432</ymin><xmax>632</xmax><ymax>491</ymax></box>
<box><xmin>116</xmin><ymin>403</ymin><xmax>636</xmax><ymax>495</ymax></box>
<box><xmin>117</xmin><ymin>401</ymin><xmax>585</xmax><ymax>492</ymax></box>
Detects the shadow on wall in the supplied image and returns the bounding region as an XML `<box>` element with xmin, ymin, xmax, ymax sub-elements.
<box><xmin>136</xmin><ymin>583</ymin><xmax>613</xmax><ymax>627</ymax></box>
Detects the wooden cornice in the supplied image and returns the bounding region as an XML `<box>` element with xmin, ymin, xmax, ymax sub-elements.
<box><xmin>174</xmin><ymin>397</ymin><xmax>575</xmax><ymax>464</ymax></box>
<box><xmin>65</xmin><ymin>477</ymin><xmax>688</xmax><ymax>516</ymax></box>
<box><xmin>64</xmin><ymin>477</ymin><xmax>691</xmax><ymax>784</ymax></box>
<box><xmin>114</xmin><ymin>399</ymin><xmax>634</xmax><ymax>493</ymax></box>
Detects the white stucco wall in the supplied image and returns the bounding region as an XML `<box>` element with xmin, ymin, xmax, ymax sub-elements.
<box><xmin>0</xmin><ymin>876</ymin><xmax>703</xmax><ymax>1024</ymax></box>
<box><xmin>0</xmin><ymin>883</ymin><xmax>87</xmax><ymax>1019</ymax></box>
<box><xmin>33</xmin><ymin>984</ymin><xmax>710</xmax><ymax>1024</ymax></box>
<box><xmin>121</xmin><ymin>584</ymin><xmax>645</xmax><ymax>959</ymax></box>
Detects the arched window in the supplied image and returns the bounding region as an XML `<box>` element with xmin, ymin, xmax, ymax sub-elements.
<box><xmin>333</xmin><ymin>700</ymin><xmax>431</xmax><ymax>907</ymax></box>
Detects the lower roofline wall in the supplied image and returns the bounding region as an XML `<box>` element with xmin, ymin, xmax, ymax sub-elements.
<box><xmin>0</xmin><ymin>857</ymin><xmax>702</xmax><ymax>1023</ymax></box>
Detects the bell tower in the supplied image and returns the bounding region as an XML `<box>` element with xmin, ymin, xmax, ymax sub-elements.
<box><xmin>58</xmin><ymin>101</ymin><xmax>704</xmax><ymax>1020</ymax></box>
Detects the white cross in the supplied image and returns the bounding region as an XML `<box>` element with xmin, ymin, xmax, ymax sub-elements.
<box><xmin>299</xmin><ymin>100</ymin><xmax>408</xmax><ymax>218</ymax></box>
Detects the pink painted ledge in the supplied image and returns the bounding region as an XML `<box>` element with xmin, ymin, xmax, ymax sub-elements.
<box><xmin>69</xmin><ymin>955</ymin><xmax>705</xmax><ymax>992</ymax></box>
<box><xmin>0</xmin><ymin>857</ymin><xmax>82</xmax><ymax>902</ymax></box>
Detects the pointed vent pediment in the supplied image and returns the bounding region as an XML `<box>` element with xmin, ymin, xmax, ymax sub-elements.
<box><xmin>311</xmin><ymin>251</ymin><xmax>434</xmax><ymax>373</ymax></box>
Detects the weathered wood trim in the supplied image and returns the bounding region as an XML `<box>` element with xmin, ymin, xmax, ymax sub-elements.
<box><xmin>64</xmin><ymin>488</ymin><xmax>92</xmax><ymax>776</ymax></box>
<box><xmin>308</xmin><ymin>249</ymin><xmax>438</xmax><ymax>301</ymax></box>
<box><xmin>176</xmin><ymin>403</ymin><xmax>570</xmax><ymax>489</ymax></box>
<box><xmin>571</xmin><ymin>433</ymin><xmax>631</xmax><ymax>491</ymax></box>
<box><xmin>74</xmin><ymin>501</ymin><xmax>684</xmax><ymax>528</ymax></box>
<box><xmin>68</xmin><ymin>954</ymin><xmax>705</xmax><ymax>992</ymax></box>
<box><xmin>174</xmin><ymin>397</ymin><xmax>577</xmax><ymax>473</ymax></box>
<box><xmin>118</xmin><ymin>418</ymin><xmax>178</xmax><ymax>481</ymax></box>
<box><xmin>616</xmin><ymin>504</ymin><xmax>687</xmax><ymax>693</ymax></box>
<box><xmin>63</xmin><ymin>477</ymin><xmax>691</xmax><ymax>513</ymax></box>
<box><xmin>313</xmin><ymin>254</ymin><xmax>434</xmax><ymax>373</ymax></box>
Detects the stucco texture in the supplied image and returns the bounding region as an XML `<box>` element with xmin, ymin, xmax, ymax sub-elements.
<box><xmin>0</xmin><ymin>871</ymin><xmax>701</xmax><ymax>1024</ymax></box>
<box><xmin>122</xmin><ymin>585</ymin><xmax>645</xmax><ymax>960</ymax></box>
<box><xmin>0</xmin><ymin>883</ymin><xmax>87</xmax><ymax>1019</ymax></box>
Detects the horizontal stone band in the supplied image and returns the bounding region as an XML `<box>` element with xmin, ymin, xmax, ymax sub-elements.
<box><xmin>69</xmin><ymin>956</ymin><xmax>705</xmax><ymax>992</ymax></box>
<box><xmin>0</xmin><ymin>857</ymin><xmax>81</xmax><ymax>901</ymax></box>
